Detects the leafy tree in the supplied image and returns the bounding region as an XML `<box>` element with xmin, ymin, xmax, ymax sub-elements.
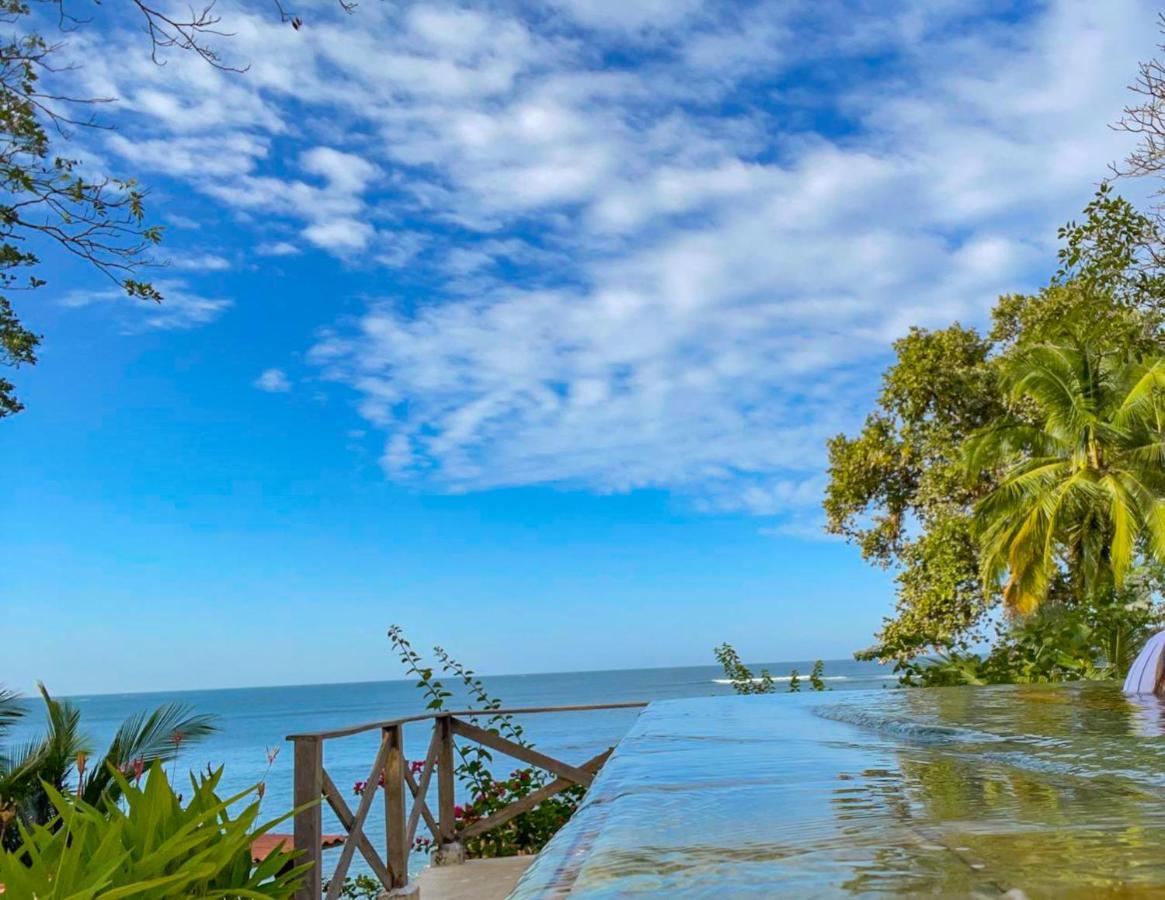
<box><xmin>827</xmin><ymin>188</ymin><xmax>1165</xmax><ymax>667</ymax></box>
<box><xmin>0</xmin><ymin>0</ymin><xmax>352</xmax><ymax>416</ymax></box>
<box><xmin>0</xmin><ymin>0</ymin><xmax>171</xmax><ymax>417</ymax></box>
<box><xmin>1052</xmin><ymin>183</ymin><xmax>1165</xmax><ymax>311</ymax></box>
<box><xmin>968</xmin><ymin>342</ymin><xmax>1165</xmax><ymax>614</ymax></box>
<box><xmin>0</xmin><ymin>683</ymin><xmax>215</xmax><ymax>850</ymax></box>
<box><xmin>824</xmin><ymin>325</ymin><xmax>1002</xmax><ymax>661</ymax></box>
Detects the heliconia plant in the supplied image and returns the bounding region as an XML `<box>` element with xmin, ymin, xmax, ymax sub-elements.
<box><xmin>0</xmin><ymin>761</ymin><xmax>308</xmax><ymax>899</ymax></box>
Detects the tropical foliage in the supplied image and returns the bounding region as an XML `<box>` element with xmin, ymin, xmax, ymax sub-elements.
<box><xmin>899</xmin><ymin>577</ymin><xmax>1163</xmax><ymax>686</ymax></box>
<box><xmin>387</xmin><ymin>626</ymin><xmax>583</xmax><ymax>858</ymax></box>
<box><xmin>0</xmin><ymin>761</ymin><xmax>305</xmax><ymax>898</ymax></box>
<box><xmin>825</xmin><ymin>186</ymin><xmax>1165</xmax><ymax>683</ymax></box>
<box><xmin>968</xmin><ymin>343</ymin><xmax>1165</xmax><ymax>614</ymax></box>
<box><xmin>0</xmin><ymin>683</ymin><xmax>214</xmax><ymax>851</ymax></box>
<box><xmin>824</xmin><ymin>324</ymin><xmax>1002</xmax><ymax>662</ymax></box>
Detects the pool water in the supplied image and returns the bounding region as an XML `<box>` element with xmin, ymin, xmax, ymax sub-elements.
<box><xmin>510</xmin><ymin>683</ymin><xmax>1165</xmax><ymax>897</ymax></box>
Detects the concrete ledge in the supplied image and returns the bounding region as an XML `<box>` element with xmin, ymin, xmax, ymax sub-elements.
<box><xmin>416</xmin><ymin>856</ymin><xmax>535</xmax><ymax>900</ymax></box>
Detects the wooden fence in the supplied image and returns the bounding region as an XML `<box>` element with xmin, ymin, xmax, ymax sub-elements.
<box><xmin>287</xmin><ymin>702</ymin><xmax>648</xmax><ymax>899</ymax></box>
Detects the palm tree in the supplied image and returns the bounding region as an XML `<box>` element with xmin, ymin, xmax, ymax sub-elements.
<box><xmin>967</xmin><ymin>342</ymin><xmax>1165</xmax><ymax>614</ymax></box>
<box><xmin>0</xmin><ymin>683</ymin><xmax>215</xmax><ymax>850</ymax></box>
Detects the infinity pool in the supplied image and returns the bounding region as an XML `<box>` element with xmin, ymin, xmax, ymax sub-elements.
<box><xmin>510</xmin><ymin>683</ymin><xmax>1165</xmax><ymax>897</ymax></box>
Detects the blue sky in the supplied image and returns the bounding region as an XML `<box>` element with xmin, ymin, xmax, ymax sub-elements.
<box><xmin>2</xmin><ymin>0</ymin><xmax>1158</xmax><ymax>694</ymax></box>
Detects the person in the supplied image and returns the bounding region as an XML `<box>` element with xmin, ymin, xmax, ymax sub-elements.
<box><xmin>1123</xmin><ymin>629</ymin><xmax>1165</xmax><ymax>694</ymax></box>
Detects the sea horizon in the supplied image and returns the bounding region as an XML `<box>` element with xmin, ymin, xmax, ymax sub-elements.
<box><xmin>37</xmin><ymin>655</ymin><xmax>890</xmax><ymax>702</ymax></box>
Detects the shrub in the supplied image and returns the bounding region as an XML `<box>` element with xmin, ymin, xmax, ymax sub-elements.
<box><xmin>713</xmin><ymin>644</ymin><xmax>828</xmax><ymax>695</ymax></box>
<box><xmin>898</xmin><ymin>583</ymin><xmax>1164</xmax><ymax>686</ymax></box>
<box><xmin>386</xmin><ymin>626</ymin><xmax>585</xmax><ymax>857</ymax></box>
<box><xmin>0</xmin><ymin>761</ymin><xmax>307</xmax><ymax>898</ymax></box>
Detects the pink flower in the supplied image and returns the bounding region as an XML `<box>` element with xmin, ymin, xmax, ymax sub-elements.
<box><xmin>453</xmin><ymin>804</ymin><xmax>464</xmax><ymax>819</ymax></box>
<box><xmin>353</xmin><ymin>780</ymin><xmax>367</xmax><ymax>795</ymax></box>
<box><xmin>410</xmin><ymin>760</ymin><xmax>424</xmax><ymax>775</ymax></box>
<box><xmin>131</xmin><ymin>758</ymin><xmax>145</xmax><ymax>784</ymax></box>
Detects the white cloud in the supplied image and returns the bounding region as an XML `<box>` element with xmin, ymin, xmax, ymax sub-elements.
<box><xmin>59</xmin><ymin>0</ymin><xmax>1164</xmax><ymax>527</ymax></box>
<box><xmin>545</xmin><ymin>0</ymin><xmax>703</xmax><ymax>32</ymax></box>
<box><xmin>303</xmin><ymin>218</ymin><xmax>374</xmax><ymax>252</ymax></box>
<box><xmin>60</xmin><ymin>280</ymin><xmax>232</xmax><ymax>331</ymax></box>
<box><xmin>256</xmin><ymin>241</ymin><xmax>301</xmax><ymax>257</ymax></box>
<box><xmin>162</xmin><ymin>252</ymin><xmax>231</xmax><ymax>271</ymax></box>
<box><xmin>300</xmin><ymin>146</ymin><xmax>381</xmax><ymax>195</ymax></box>
<box><xmin>254</xmin><ymin>368</ymin><xmax>292</xmax><ymax>392</ymax></box>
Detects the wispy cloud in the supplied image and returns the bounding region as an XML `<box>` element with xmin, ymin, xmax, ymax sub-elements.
<box><xmin>60</xmin><ymin>280</ymin><xmax>232</xmax><ymax>331</ymax></box>
<box><xmin>160</xmin><ymin>252</ymin><xmax>231</xmax><ymax>271</ymax></box>
<box><xmin>255</xmin><ymin>241</ymin><xmax>301</xmax><ymax>257</ymax></box>
<box><xmin>59</xmin><ymin>0</ymin><xmax>1161</xmax><ymax>527</ymax></box>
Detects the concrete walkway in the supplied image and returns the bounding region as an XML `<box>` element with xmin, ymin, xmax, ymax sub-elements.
<box><xmin>415</xmin><ymin>857</ymin><xmax>535</xmax><ymax>900</ymax></box>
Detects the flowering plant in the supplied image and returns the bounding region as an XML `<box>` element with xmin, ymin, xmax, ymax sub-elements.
<box><xmin>376</xmin><ymin>626</ymin><xmax>586</xmax><ymax>858</ymax></box>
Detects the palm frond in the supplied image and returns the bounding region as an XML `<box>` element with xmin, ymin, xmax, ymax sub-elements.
<box><xmin>82</xmin><ymin>703</ymin><xmax>216</xmax><ymax>807</ymax></box>
<box><xmin>0</xmin><ymin>688</ymin><xmax>26</xmax><ymax>744</ymax></box>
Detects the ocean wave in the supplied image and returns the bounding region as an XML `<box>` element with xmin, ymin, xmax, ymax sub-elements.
<box><xmin>712</xmin><ymin>676</ymin><xmax>850</xmax><ymax>684</ymax></box>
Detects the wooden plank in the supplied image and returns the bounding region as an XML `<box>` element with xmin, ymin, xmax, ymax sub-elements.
<box><xmin>324</xmin><ymin>736</ymin><xmax>392</xmax><ymax>900</ymax></box>
<box><xmin>320</xmin><ymin>771</ymin><xmax>392</xmax><ymax>887</ymax></box>
<box><xmin>384</xmin><ymin>725</ymin><xmax>409</xmax><ymax>889</ymax></box>
<box><xmin>459</xmin><ymin>748</ymin><xmax>613</xmax><ymax>840</ymax></box>
<box><xmin>403</xmin><ymin>764</ymin><xmax>439</xmax><ymax>841</ymax></box>
<box><xmin>292</xmin><ymin>736</ymin><xmax>323</xmax><ymax>900</ymax></box>
<box><xmin>437</xmin><ymin>715</ymin><xmax>456</xmax><ymax>844</ymax></box>
<box><xmin>450</xmin><ymin>718</ymin><xmax>595</xmax><ymax>787</ymax></box>
<box><xmin>406</xmin><ymin>724</ymin><xmax>441</xmax><ymax>846</ymax></box>
<box><xmin>286</xmin><ymin>702</ymin><xmax>649</xmax><ymax>742</ymax></box>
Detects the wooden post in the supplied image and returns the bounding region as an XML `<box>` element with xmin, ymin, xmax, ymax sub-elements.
<box><xmin>437</xmin><ymin>715</ymin><xmax>456</xmax><ymax>845</ymax></box>
<box><xmin>383</xmin><ymin>725</ymin><xmax>408</xmax><ymax>889</ymax></box>
<box><xmin>292</xmin><ymin>736</ymin><xmax>323</xmax><ymax>900</ymax></box>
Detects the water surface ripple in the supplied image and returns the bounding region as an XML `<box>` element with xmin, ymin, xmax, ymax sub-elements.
<box><xmin>512</xmin><ymin>683</ymin><xmax>1165</xmax><ymax>898</ymax></box>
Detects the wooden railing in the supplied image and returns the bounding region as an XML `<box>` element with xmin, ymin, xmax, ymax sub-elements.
<box><xmin>286</xmin><ymin>702</ymin><xmax>648</xmax><ymax>899</ymax></box>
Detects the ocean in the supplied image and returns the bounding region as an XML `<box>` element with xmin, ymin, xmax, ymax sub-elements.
<box><xmin>8</xmin><ymin>658</ymin><xmax>893</xmax><ymax>877</ymax></box>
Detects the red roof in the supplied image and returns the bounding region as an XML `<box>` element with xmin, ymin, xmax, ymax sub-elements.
<box><xmin>251</xmin><ymin>832</ymin><xmax>345</xmax><ymax>863</ymax></box>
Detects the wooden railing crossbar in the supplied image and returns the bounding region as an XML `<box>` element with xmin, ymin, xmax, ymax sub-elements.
<box><xmin>404</xmin><ymin>726</ymin><xmax>441</xmax><ymax>848</ymax></box>
<box><xmin>450</xmin><ymin>717</ymin><xmax>595</xmax><ymax>787</ymax></box>
<box><xmin>403</xmin><ymin>764</ymin><xmax>440</xmax><ymax>842</ymax></box>
<box><xmin>322</xmin><ymin>735</ymin><xmax>392</xmax><ymax>900</ymax></box>
<box><xmin>458</xmin><ymin>748</ymin><xmax>613</xmax><ymax>840</ymax></box>
<box><xmin>320</xmin><ymin>771</ymin><xmax>393</xmax><ymax>887</ymax></box>
<box><xmin>291</xmin><ymin>702</ymin><xmax>648</xmax><ymax>900</ymax></box>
